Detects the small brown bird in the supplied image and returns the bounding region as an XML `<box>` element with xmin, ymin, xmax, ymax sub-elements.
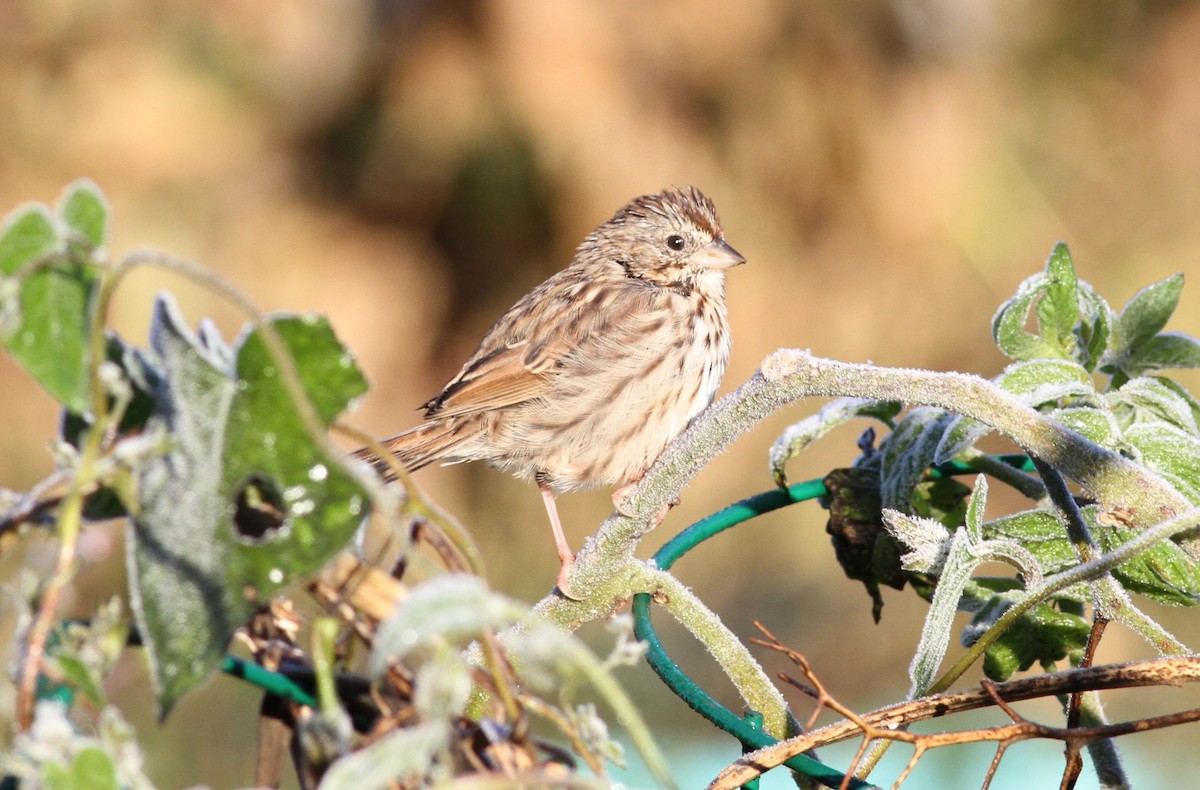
<box><xmin>365</xmin><ymin>186</ymin><xmax>744</xmax><ymax>594</ymax></box>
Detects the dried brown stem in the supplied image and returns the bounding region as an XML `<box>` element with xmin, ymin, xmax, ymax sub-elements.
<box><xmin>710</xmin><ymin>636</ymin><xmax>1200</xmax><ymax>789</ymax></box>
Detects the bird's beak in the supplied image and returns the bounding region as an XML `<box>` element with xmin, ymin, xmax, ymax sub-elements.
<box><xmin>692</xmin><ymin>238</ymin><xmax>746</xmax><ymax>269</ymax></box>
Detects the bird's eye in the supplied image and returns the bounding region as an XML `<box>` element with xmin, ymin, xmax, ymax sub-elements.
<box><xmin>666</xmin><ymin>234</ymin><xmax>685</xmax><ymax>251</ymax></box>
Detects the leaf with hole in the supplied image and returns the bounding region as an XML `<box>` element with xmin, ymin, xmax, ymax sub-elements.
<box><xmin>222</xmin><ymin>313</ymin><xmax>369</xmax><ymax>599</ymax></box>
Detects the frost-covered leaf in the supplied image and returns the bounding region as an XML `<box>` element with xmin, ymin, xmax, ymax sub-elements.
<box><xmin>965</xmin><ymin>594</ymin><xmax>1090</xmax><ymax>681</ymax></box>
<box><xmin>1050</xmin><ymin>406</ymin><xmax>1122</xmax><ymax>448</ymax></box>
<box><xmin>995</xmin><ymin>359</ymin><xmax>1095</xmax><ymax>408</ymax></box>
<box><xmin>993</xmin><ymin>272</ymin><xmax>1059</xmax><ymax>362</ymax></box>
<box><xmin>1124</xmin><ymin>422</ymin><xmax>1200</xmax><ymax>503</ymax></box>
<box><xmin>933</xmin><ymin>415</ymin><xmax>991</xmax><ymax>465</ymax></box>
<box><xmin>879</xmin><ymin>407</ymin><xmax>956</xmax><ymax>511</ymax></box>
<box><xmin>0</xmin><ymin>204</ymin><xmax>97</xmax><ymax>412</ymax></box>
<box><xmin>1095</xmin><ymin>523</ymin><xmax>1200</xmax><ymax>606</ymax></box>
<box><xmin>128</xmin><ymin>296</ymin><xmax>238</xmax><ymax>715</ymax></box>
<box><xmin>1108</xmin><ymin>376</ymin><xmax>1200</xmax><ymax>435</ymax></box>
<box><xmin>1111</xmin><ymin>273</ymin><xmax>1184</xmax><ymax>355</ymax></box>
<box><xmin>1123</xmin><ymin>333</ymin><xmax>1200</xmax><ymax>376</ymax></box>
<box><xmin>1037</xmin><ymin>243</ymin><xmax>1083</xmax><ymax>355</ymax></box>
<box><xmin>991</xmin><ymin>243</ymin><xmax>1113</xmax><ymax>370</ymax></box>
<box><xmin>907</xmin><ymin>528</ymin><xmax>976</xmax><ymax>697</ymax></box>
<box><xmin>882</xmin><ymin>509</ymin><xmax>951</xmax><ymax>574</ymax></box>
<box><xmin>964</xmin><ymin>476</ymin><xmax>987</xmax><ymax>542</ymax></box>
<box><xmin>982</xmin><ymin>507</ymin><xmax>1079</xmax><ymax>574</ymax></box>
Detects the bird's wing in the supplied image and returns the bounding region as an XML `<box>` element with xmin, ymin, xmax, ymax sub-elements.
<box><xmin>421</xmin><ymin>336</ymin><xmax>572</xmax><ymax>418</ymax></box>
<box><xmin>421</xmin><ymin>266</ymin><xmax>653</xmax><ymax>418</ymax></box>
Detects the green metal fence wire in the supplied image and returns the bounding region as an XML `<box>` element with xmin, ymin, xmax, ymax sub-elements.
<box><xmin>221</xmin><ymin>655</ymin><xmax>317</xmax><ymax>708</ymax></box>
<box><xmin>632</xmin><ymin>454</ymin><xmax>1036</xmax><ymax>788</ymax></box>
<box><xmin>634</xmin><ymin>480</ymin><xmax>874</xmax><ymax>789</ymax></box>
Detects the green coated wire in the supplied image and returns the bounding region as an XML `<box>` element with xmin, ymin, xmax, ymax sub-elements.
<box><xmin>220</xmin><ymin>655</ymin><xmax>317</xmax><ymax>708</ymax></box>
<box><xmin>636</xmin><ymin>480</ymin><xmax>877</xmax><ymax>789</ymax></box>
<box><xmin>635</xmin><ymin>455</ymin><xmax>1035</xmax><ymax>788</ymax></box>
<box><xmin>633</xmin><ymin>594</ymin><xmax>874</xmax><ymax>789</ymax></box>
<box><xmin>654</xmin><ymin>479</ymin><xmax>828</xmax><ymax>571</ymax></box>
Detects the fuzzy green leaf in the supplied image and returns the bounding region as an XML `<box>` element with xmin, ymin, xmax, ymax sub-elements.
<box><xmin>57</xmin><ymin>180</ymin><xmax>109</xmax><ymax>251</ymax></box>
<box><xmin>770</xmin><ymin>397</ymin><xmax>901</xmax><ymax>487</ymax></box>
<box><xmin>1124</xmin><ymin>333</ymin><xmax>1200</xmax><ymax>376</ymax></box>
<box><xmin>991</xmin><ymin>244</ymin><xmax>1112</xmax><ymax>370</ymax></box>
<box><xmin>128</xmin><ymin>296</ymin><xmax>239</xmax><ymax>716</ymax></box>
<box><xmin>1114</xmin><ymin>274</ymin><xmax>1184</xmax><ymax>353</ymax></box>
<box><xmin>982</xmin><ymin>508</ymin><xmax>1079</xmax><ymax>574</ymax></box>
<box><xmin>223</xmin><ymin>315</ymin><xmax>369</xmax><ymax>599</ymax></box>
<box><xmin>1096</xmin><ymin>524</ymin><xmax>1200</xmax><ymax>606</ymax></box>
<box><xmin>992</xmin><ymin>274</ymin><xmax>1059</xmax><ymax>361</ymax></box>
<box><xmin>1123</xmin><ymin>422</ymin><xmax>1200</xmax><ymax>503</ymax></box>
<box><xmin>0</xmin><ymin>205</ymin><xmax>97</xmax><ymax>412</ymax></box>
<box><xmin>996</xmin><ymin>359</ymin><xmax>1095</xmax><ymax>408</ymax></box>
<box><xmin>1050</xmin><ymin>406</ymin><xmax>1121</xmax><ymax>448</ymax></box>
<box><xmin>970</xmin><ymin>596</ymin><xmax>1090</xmax><ymax>681</ymax></box>
<box><xmin>1037</xmin><ymin>243</ymin><xmax>1082</xmax><ymax>354</ymax></box>
<box><xmin>880</xmin><ymin>407</ymin><xmax>956</xmax><ymax>512</ymax></box>
<box><xmin>1108</xmin><ymin>376</ymin><xmax>1200</xmax><ymax>435</ymax></box>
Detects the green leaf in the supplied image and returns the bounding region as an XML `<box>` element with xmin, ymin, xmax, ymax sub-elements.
<box><xmin>1037</xmin><ymin>242</ymin><xmax>1082</xmax><ymax>355</ymax></box>
<box><xmin>1050</xmin><ymin>406</ymin><xmax>1121</xmax><ymax>448</ymax></box>
<box><xmin>1113</xmin><ymin>273</ymin><xmax>1183</xmax><ymax>354</ymax></box>
<box><xmin>907</xmin><ymin>528</ymin><xmax>976</xmax><ymax>697</ymax></box>
<box><xmin>1108</xmin><ymin>376</ymin><xmax>1199</xmax><ymax>435</ymax></box>
<box><xmin>970</xmin><ymin>595</ymin><xmax>1090</xmax><ymax>681</ymax></box>
<box><xmin>0</xmin><ymin>205</ymin><xmax>56</xmax><ymax>273</ymax></box>
<box><xmin>964</xmin><ymin>476</ymin><xmax>987</xmax><ymax>542</ymax></box>
<box><xmin>224</xmin><ymin>314</ymin><xmax>369</xmax><ymax>598</ymax></box>
<box><xmin>910</xmin><ymin>476</ymin><xmax>971</xmax><ymax>530</ymax></box>
<box><xmin>1096</xmin><ymin>524</ymin><xmax>1200</xmax><ymax>606</ymax></box>
<box><xmin>996</xmin><ymin>359</ymin><xmax>1095</xmax><ymax>408</ymax></box>
<box><xmin>52</xmin><ymin>654</ymin><xmax>106</xmax><ymax>709</ymax></box>
<box><xmin>1124</xmin><ymin>333</ymin><xmax>1200</xmax><ymax>375</ymax></box>
<box><xmin>770</xmin><ymin>397</ymin><xmax>901</xmax><ymax>487</ymax></box>
<box><xmin>0</xmin><ymin>205</ymin><xmax>97</xmax><ymax>412</ymax></box>
<box><xmin>128</xmin><ymin>296</ymin><xmax>240</xmax><ymax>716</ymax></box>
<box><xmin>1123</xmin><ymin>422</ymin><xmax>1200</xmax><ymax>503</ymax></box>
<box><xmin>1076</xmin><ymin>283</ymin><xmax>1113</xmax><ymax>373</ymax></box>
<box><xmin>982</xmin><ymin>507</ymin><xmax>1079</xmax><ymax>574</ymax></box>
<box><xmin>992</xmin><ymin>272</ymin><xmax>1059</xmax><ymax>362</ymax></box>
<box><xmin>44</xmin><ymin>747</ymin><xmax>119</xmax><ymax>790</ymax></box>
<box><xmin>932</xmin><ymin>415</ymin><xmax>990</xmax><ymax>465</ymax></box>
<box><xmin>991</xmin><ymin>244</ymin><xmax>1112</xmax><ymax>370</ymax></box>
<box><xmin>57</xmin><ymin>179</ymin><xmax>109</xmax><ymax>251</ymax></box>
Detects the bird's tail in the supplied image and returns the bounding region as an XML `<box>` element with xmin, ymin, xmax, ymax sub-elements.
<box><xmin>354</xmin><ymin>421</ymin><xmax>475</xmax><ymax>481</ymax></box>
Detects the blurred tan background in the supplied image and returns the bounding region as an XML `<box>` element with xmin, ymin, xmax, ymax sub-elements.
<box><xmin>3</xmin><ymin>1</ymin><xmax>1200</xmax><ymax>787</ymax></box>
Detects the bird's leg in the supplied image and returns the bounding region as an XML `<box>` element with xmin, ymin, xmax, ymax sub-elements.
<box><xmin>538</xmin><ymin>479</ymin><xmax>579</xmax><ymax>598</ymax></box>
